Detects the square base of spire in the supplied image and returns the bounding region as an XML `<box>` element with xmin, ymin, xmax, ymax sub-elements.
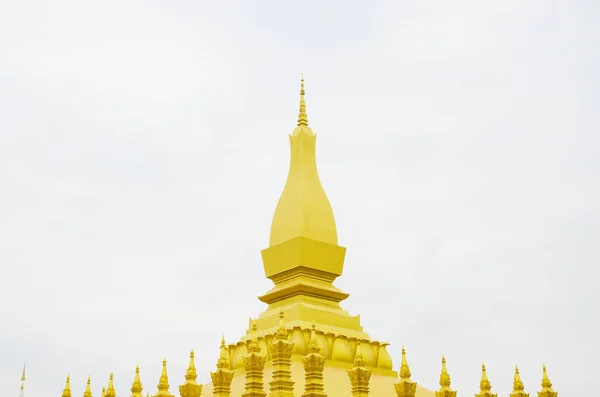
<box><xmin>261</xmin><ymin>237</ymin><xmax>346</xmax><ymax>280</ymax></box>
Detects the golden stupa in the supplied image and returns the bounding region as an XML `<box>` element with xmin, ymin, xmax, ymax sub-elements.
<box><xmin>54</xmin><ymin>77</ymin><xmax>559</xmax><ymax>397</ymax></box>
<box><xmin>200</xmin><ymin>76</ymin><xmax>433</xmax><ymax>397</ymax></box>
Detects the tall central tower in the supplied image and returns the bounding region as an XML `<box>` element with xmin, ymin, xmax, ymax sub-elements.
<box><xmin>256</xmin><ymin>77</ymin><xmax>362</xmax><ymax>339</ymax></box>
<box><xmin>203</xmin><ymin>77</ymin><xmax>435</xmax><ymax>397</ymax></box>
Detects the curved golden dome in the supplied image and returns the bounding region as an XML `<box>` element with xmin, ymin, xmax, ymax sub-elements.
<box><xmin>269</xmin><ymin>77</ymin><xmax>338</xmax><ymax>247</ymax></box>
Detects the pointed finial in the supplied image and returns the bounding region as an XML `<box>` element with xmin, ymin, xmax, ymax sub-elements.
<box><xmin>157</xmin><ymin>359</ymin><xmax>171</xmax><ymax>393</ymax></box>
<box><xmin>185</xmin><ymin>350</ymin><xmax>197</xmax><ymax>381</ymax></box>
<box><xmin>101</xmin><ymin>387</ymin><xmax>106</xmax><ymax>397</ymax></box>
<box><xmin>297</xmin><ymin>74</ymin><xmax>309</xmax><ymax>127</ymax></box>
<box><xmin>354</xmin><ymin>341</ymin><xmax>366</xmax><ymax>367</ymax></box>
<box><xmin>541</xmin><ymin>364</ymin><xmax>552</xmax><ymax>388</ymax></box>
<box><xmin>513</xmin><ymin>366</ymin><xmax>525</xmax><ymax>392</ymax></box>
<box><xmin>105</xmin><ymin>373</ymin><xmax>116</xmax><ymax>397</ymax></box>
<box><xmin>217</xmin><ymin>335</ymin><xmax>230</xmax><ymax>369</ymax></box>
<box><xmin>275</xmin><ymin>308</ymin><xmax>287</xmax><ymax>339</ymax></box>
<box><xmin>20</xmin><ymin>363</ymin><xmax>26</xmax><ymax>392</ymax></box>
<box><xmin>479</xmin><ymin>363</ymin><xmax>493</xmax><ymax>393</ymax></box>
<box><xmin>83</xmin><ymin>376</ymin><xmax>92</xmax><ymax>397</ymax></box>
<box><xmin>248</xmin><ymin>319</ymin><xmax>261</xmax><ymax>353</ymax></box>
<box><xmin>399</xmin><ymin>346</ymin><xmax>412</xmax><ymax>380</ymax></box>
<box><xmin>61</xmin><ymin>375</ymin><xmax>72</xmax><ymax>397</ymax></box>
<box><xmin>538</xmin><ymin>364</ymin><xmax>557</xmax><ymax>396</ymax></box>
<box><xmin>130</xmin><ymin>366</ymin><xmax>143</xmax><ymax>397</ymax></box>
<box><xmin>308</xmin><ymin>320</ymin><xmax>320</xmax><ymax>354</ymax></box>
<box><xmin>439</xmin><ymin>355</ymin><xmax>451</xmax><ymax>389</ymax></box>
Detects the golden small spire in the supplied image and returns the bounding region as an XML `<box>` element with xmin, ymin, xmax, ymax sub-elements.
<box><xmin>248</xmin><ymin>320</ymin><xmax>261</xmax><ymax>354</ymax></box>
<box><xmin>275</xmin><ymin>308</ymin><xmax>287</xmax><ymax>340</ymax></box>
<box><xmin>297</xmin><ymin>74</ymin><xmax>308</xmax><ymax>127</ymax></box>
<box><xmin>347</xmin><ymin>341</ymin><xmax>371</xmax><ymax>397</ymax></box>
<box><xmin>354</xmin><ymin>342</ymin><xmax>366</xmax><ymax>367</ymax></box>
<box><xmin>105</xmin><ymin>373</ymin><xmax>116</xmax><ymax>397</ymax></box>
<box><xmin>509</xmin><ymin>366</ymin><xmax>529</xmax><ymax>397</ymax></box>
<box><xmin>186</xmin><ymin>350</ymin><xmax>197</xmax><ymax>381</ymax></box>
<box><xmin>268</xmin><ymin>309</ymin><xmax>295</xmax><ymax>397</ymax></box>
<box><xmin>242</xmin><ymin>320</ymin><xmax>267</xmax><ymax>397</ymax></box>
<box><xmin>394</xmin><ymin>347</ymin><xmax>417</xmax><ymax>397</ymax></box>
<box><xmin>217</xmin><ymin>335</ymin><xmax>230</xmax><ymax>369</ymax></box>
<box><xmin>19</xmin><ymin>363</ymin><xmax>26</xmax><ymax>396</ymax></box>
<box><xmin>62</xmin><ymin>375</ymin><xmax>72</xmax><ymax>397</ymax></box>
<box><xmin>131</xmin><ymin>366</ymin><xmax>144</xmax><ymax>397</ymax></box>
<box><xmin>435</xmin><ymin>356</ymin><xmax>456</xmax><ymax>397</ymax></box>
<box><xmin>307</xmin><ymin>321</ymin><xmax>320</xmax><ymax>354</ymax></box>
<box><xmin>400</xmin><ymin>346</ymin><xmax>411</xmax><ymax>380</ymax></box>
<box><xmin>101</xmin><ymin>387</ymin><xmax>106</xmax><ymax>397</ymax></box>
<box><xmin>475</xmin><ymin>363</ymin><xmax>497</xmax><ymax>397</ymax></box>
<box><xmin>302</xmin><ymin>321</ymin><xmax>327</xmax><ymax>397</ymax></box>
<box><xmin>538</xmin><ymin>365</ymin><xmax>558</xmax><ymax>397</ymax></box>
<box><xmin>155</xmin><ymin>359</ymin><xmax>174</xmax><ymax>397</ymax></box>
<box><xmin>211</xmin><ymin>335</ymin><xmax>234</xmax><ymax>397</ymax></box>
<box><xmin>83</xmin><ymin>376</ymin><xmax>93</xmax><ymax>397</ymax></box>
<box><xmin>440</xmin><ymin>356</ymin><xmax>450</xmax><ymax>388</ymax></box>
<box><xmin>179</xmin><ymin>350</ymin><xmax>202</xmax><ymax>397</ymax></box>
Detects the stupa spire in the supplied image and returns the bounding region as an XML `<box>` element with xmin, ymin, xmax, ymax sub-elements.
<box><xmin>101</xmin><ymin>387</ymin><xmax>106</xmax><ymax>397</ymax></box>
<box><xmin>19</xmin><ymin>363</ymin><xmax>25</xmax><ymax>397</ymax></box>
<box><xmin>537</xmin><ymin>365</ymin><xmax>558</xmax><ymax>397</ymax></box>
<box><xmin>130</xmin><ymin>366</ymin><xmax>144</xmax><ymax>397</ymax></box>
<box><xmin>105</xmin><ymin>373</ymin><xmax>116</xmax><ymax>397</ymax></box>
<box><xmin>242</xmin><ymin>322</ymin><xmax>267</xmax><ymax>397</ymax></box>
<box><xmin>62</xmin><ymin>375</ymin><xmax>72</xmax><ymax>397</ymax></box>
<box><xmin>297</xmin><ymin>74</ymin><xmax>309</xmax><ymax>127</ymax></box>
<box><xmin>475</xmin><ymin>363</ymin><xmax>497</xmax><ymax>397</ymax></box>
<box><xmin>211</xmin><ymin>336</ymin><xmax>234</xmax><ymax>397</ymax></box>
<box><xmin>394</xmin><ymin>347</ymin><xmax>417</xmax><ymax>397</ymax></box>
<box><xmin>83</xmin><ymin>376</ymin><xmax>93</xmax><ymax>397</ymax></box>
<box><xmin>510</xmin><ymin>366</ymin><xmax>529</xmax><ymax>397</ymax></box>
<box><xmin>435</xmin><ymin>356</ymin><xmax>456</xmax><ymax>397</ymax></box>
<box><xmin>347</xmin><ymin>342</ymin><xmax>372</xmax><ymax>397</ymax></box>
<box><xmin>302</xmin><ymin>322</ymin><xmax>327</xmax><ymax>397</ymax></box>
<box><xmin>268</xmin><ymin>310</ymin><xmax>295</xmax><ymax>397</ymax></box>
<box><xmin>179</xmin><ymin>350</ymin><xmax>202</xmax><ymax>397</ymax></box>
<box><xmin>256</xmin><ymin>77</ymin><xmax>368</xmax><ymax>363</ymax></box>
<box><xmin>154</xmin><ymin>359</ymin><xmax>174</xmax><ymax>397</ymax></box>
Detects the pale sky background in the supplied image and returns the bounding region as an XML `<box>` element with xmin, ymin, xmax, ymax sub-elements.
<box><xmin>1</xmin><ymin>1</ymin><xmax>599</xmax><ymax>396</ymax></box>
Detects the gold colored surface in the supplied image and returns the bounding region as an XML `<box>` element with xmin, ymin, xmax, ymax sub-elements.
<box><xmin>242</xmin><ymin>323</ymin><xmax>267</xmax><ymax>397</ymax></box>
<box><xmin>83</xmin><ymin>376</ymin><xmax>93</xmax><ymax>397</ymax></box>
<box><xmin>202</xmin><ymin>357</ymin><xmax>434</xmax><ymax>397</ymax></box>
<box><xmin>180</xmin><ymin>351</ymin><xmax>203</xmax><ymax>397</ymax></box>
<box><xmin>537</xmin><ymin>365</ymin><xmax>557</xmax><ymax>397</ymax></box>
<box><xmin>211</xmin><ymin>336</ymin><xmax>235</xmax><ymax>397</ymax></box>
<box><xmin>213</xmin><ymin>77</ymin><xmax>434</xmax><ymax>396</ymax></box>
<box><xmin>434</xmin><ymin>356</ymin><xmax>456</xmax><ymax>397</ymax></box>
<box><xmin>154</xmin><ymin>359</ymin><xmax>175</xmax><ymax>397</ymax></box>
<box><xmin>130</xmin><ymin>366</ymin><xmax>144</xmax><ymax>397</ymax></box>
<box><xmin>105</xmin><ymin>374</ymin><xmax>116</xmax><ymax>397</ymax></box>
<box><xmin>475</xmin><ymin>364</ymin><xmax>497</xmax><ymax>397</ymax></box>
<box><xmin>510</xmin><ymin>367</ymin><xmax>529</xmax><ymax>397</ymax></box>
<box><xmin>62</xmin><ymin>375</ymin><xmax>72</xmax><ymax>397</ymax></box>
<box><xmin>302</xmin><ymin>322</ymin><xmax>327</xmax><ymax>397</ymax></box>
<box><xmin>394</xmin><ymin>347</ymin><xmax>417</xmax><ymax>397</ymax></box>
<box><xmin>268</xmin><ymin>76</ymin><xmax>337</xmax><ymax>248</ymax></box>
<box><xmin>347</xmin><ymin>343</ymin><xmax>372</xmax><ymax>397</ymax></box>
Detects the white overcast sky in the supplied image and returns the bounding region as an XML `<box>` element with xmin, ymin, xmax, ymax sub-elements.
<box><xmin>0</xmin><ymin>1</ymin><xmax>598</xmax><ymax>396</ymax></box>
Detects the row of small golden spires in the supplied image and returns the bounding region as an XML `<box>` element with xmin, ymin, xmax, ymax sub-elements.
<box><xmin>59</xmin><ymin>311</ymin><xmax>558</xmax><ymax>397</ymax></box>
